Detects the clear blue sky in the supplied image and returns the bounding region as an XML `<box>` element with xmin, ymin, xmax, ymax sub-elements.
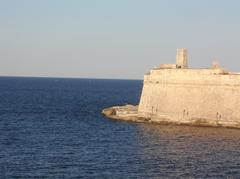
<box><xmin>0</xmin><ymin>0</ymin><xmax>240</xmax><ymax>79</ymax></box>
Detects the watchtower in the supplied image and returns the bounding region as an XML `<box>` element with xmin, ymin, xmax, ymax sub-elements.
<box><xmin>176</xmin><ymin>49</ymin><xmax>188</xmax><ymax>69</ymax></box>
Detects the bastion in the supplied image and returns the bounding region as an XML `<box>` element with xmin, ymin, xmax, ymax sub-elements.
<box><xmin>102</xmin><ymin>49</ymin><xmax>240</xmax><ymax>129</ymax></box>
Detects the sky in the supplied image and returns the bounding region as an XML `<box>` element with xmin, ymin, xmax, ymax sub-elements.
<box><xmin>0</xmin><ymin>0</ymin><xmax>240</xmax><ymax>79</ymax></box>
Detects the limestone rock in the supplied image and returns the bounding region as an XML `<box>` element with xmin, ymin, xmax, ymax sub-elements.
<box><xmin>102</xmin><ymin>49</ymin><xmax>240</xmax><ymax>129</ymax></box>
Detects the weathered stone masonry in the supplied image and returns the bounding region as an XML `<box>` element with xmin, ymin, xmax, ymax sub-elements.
<box><xmin>103</xmin><ymin>49</ymin><xmax>240</xmax><ymax>128</ymax></box>
<box><xmin>138</xmin><ymin>49</ymin><xmax>240</xmax><ymax>127</ymax></box>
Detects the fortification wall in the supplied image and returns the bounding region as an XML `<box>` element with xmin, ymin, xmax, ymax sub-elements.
<box><xmin>138</xmin><ymin>69</ymin><xmax>240</xmax><ymax>127</ymax></box>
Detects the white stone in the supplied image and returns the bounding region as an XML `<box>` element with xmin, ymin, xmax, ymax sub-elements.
<box><xmin>103</xmin><ymin>49</ymin><xmax>240</xmax><ymax>129</ymax></box>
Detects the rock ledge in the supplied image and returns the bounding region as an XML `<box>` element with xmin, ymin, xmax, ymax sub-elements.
<box><xmin>102</xmin><ymin>105</ymin><xmax>240</xmax><ymax>129</ymax></box>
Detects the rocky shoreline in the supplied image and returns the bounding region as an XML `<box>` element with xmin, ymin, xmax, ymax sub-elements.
<box><xmin>102</xmin><ymin>105</ymin><xmax>240</xmax><ymax>129</ymax></box>
<box><xmin>102</xmin><ymin>105</ymin><xmax>142</xmax><ymax>122</ymax></box>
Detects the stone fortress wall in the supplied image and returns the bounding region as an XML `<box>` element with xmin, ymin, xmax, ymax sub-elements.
<box><xmin>138</xmin><ymin>49</ymin><xmax>240</xmax><ymax>128</ymax></box>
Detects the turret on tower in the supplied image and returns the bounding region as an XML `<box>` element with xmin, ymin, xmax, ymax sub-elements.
<box><xmin>176</xmin><ymin>49</ymin><xmax>188</xmax><ymax>69</ymax></box>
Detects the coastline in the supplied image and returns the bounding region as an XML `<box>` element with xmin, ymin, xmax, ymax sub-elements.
<box><xmin>102</xmin><ymin>105</ymin><xmax>240</xmax><ymax>129</ymax></box>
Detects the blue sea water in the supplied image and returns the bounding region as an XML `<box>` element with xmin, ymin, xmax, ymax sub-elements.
<box><xmin>0</xmin><ymin>77</ymin><xmax>240</xmax><ymax>179</ymax></box>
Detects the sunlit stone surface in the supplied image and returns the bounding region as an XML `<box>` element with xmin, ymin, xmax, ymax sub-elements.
<box><xmin>103</xmin><ymin>49</ymin><xmax>240</xmax><ymax>129</ymax></box>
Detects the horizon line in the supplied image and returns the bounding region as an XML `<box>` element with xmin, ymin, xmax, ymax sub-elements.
<box><xmin>0</xmin><ymin>75</ymin><xmax>143</xmax><ymax>81</ymax></box>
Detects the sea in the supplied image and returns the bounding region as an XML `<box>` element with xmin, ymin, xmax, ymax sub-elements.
<box><xmin>0</xmin><ymin>77</ymin><xmax>240</xmax><ymax>179</ymax></box>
